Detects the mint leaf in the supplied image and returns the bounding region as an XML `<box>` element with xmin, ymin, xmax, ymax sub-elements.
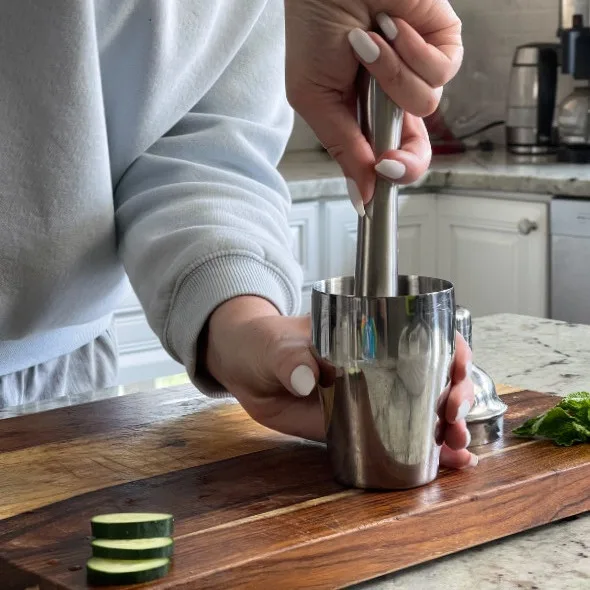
<box><xmin>557</xmin><ymin>391</ymin><xmax>590</xmax><ymax>429</ymax></box>
<box><xmin>513</xmin><ymin>391</ymin><xmax>590</xmax><ymax>446</ymax></box>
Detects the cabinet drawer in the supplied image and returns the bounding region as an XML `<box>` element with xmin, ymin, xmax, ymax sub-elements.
<box><xmin>288</xmin><ymin>202</ymin><xmax>321</xmax><ymax>284</ymax></box>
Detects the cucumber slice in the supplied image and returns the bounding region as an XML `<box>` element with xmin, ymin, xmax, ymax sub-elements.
<box><xmin>86</xmin><ymin>557</ymin><xmax>170</xmax><ymax>586</ymax></box>
<box><xmin>91</xmin><ymin>537</ymin><xmax>174</xmax><ymax>560</ymax></box>
<box><xmin>90</xmin><ymin>513</ymin><xmax>174</xmax><ymax>539</ymax></box>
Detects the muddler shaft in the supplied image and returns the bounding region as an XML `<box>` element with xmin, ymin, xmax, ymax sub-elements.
<box><xmin>354</xmin><ymin>67</ymin><xmax>404</xmax><ymax>298</ymax></box>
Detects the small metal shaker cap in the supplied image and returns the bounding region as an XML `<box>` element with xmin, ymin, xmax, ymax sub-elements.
<box><xmin>454</xmin><ymin>305</ymin><xmax>508</xmax><ymax>447</ymax></box>
<box><xmin>455</xmin><ymin>306</ymin><xmax>472</xmax><ymax>349</ymax></box>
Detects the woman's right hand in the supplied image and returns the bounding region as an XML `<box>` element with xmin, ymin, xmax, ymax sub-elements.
<box><xmin>285</xmin><ymin>0</ymin><xmax>463</xmax><ymax>214</ymax></box>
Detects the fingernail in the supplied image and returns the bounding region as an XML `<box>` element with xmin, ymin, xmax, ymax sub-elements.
<box><xmin>348</xmin><ymin>28</ymin><xmax>380</xmax><ymax>64</ymax></box>
<box><xmin>455</xmin><ymin>399</ymin><xmax>472</xmax><ymax>422</ymax></box>
<box><xmin>375</xmin><ymin>159</ymin><xmax>406</xmax><ymax>181</ymax></box>
<box><xmin>290</xmin><ymin>365</ymin><xmax>316</xmax><ymax>397</ymax></box>
<box><xmin>346</xmin><ymin>178</ymin><xmax>365</xmax><ymax>216</ymax></box>
<box><xmin>434</xmin><ymin>421</ymin><xmax>445</xmax><ymax>446</ymax></box>
<box><xmin>467</xmin><ymin>453</ymin><xmax>479</xmax><ymax>468</ymax></box>
<box><xmin>376</xmin><ymin>13</ymin><xmax>398</xmax><ymax>41</ymax></box>
<box><xmin>465</xmin><ymin>427</ymin><xmax>472</xmax><ymax>448</ymax></box>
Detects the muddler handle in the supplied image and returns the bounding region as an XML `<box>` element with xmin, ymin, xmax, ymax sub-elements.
<box><xmin>354</xmin><ymin>66</ymin><xmax>404</xmax><ymax>298</ymax></box>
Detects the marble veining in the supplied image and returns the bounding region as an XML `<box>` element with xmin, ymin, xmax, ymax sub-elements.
<box><xmin>473</xmin><ymin>313</ymin><xmax>590</xmax><ymax>396</ymax></box>
<box><xmin>279</xmin><ymin>149</ymin><xmax>590</xmax><ymax>201</ymax></box>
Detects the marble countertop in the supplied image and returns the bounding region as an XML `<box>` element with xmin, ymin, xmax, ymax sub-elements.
<box><xmin>279</xmin><ymin>148</ymin><xmax>590</xmax><ymax>202</ymax></box>
<box><xmin>1</xmin><ymin>313</ymin><xmax>589</xmax><ymax>589</ymax></box>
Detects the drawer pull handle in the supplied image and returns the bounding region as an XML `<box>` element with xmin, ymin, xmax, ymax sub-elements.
<box><xmin>517</xmin><ymin>218</ymin><xmax>538</xmax><ymax>235</ymax></box>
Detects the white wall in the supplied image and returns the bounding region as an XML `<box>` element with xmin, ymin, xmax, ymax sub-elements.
<box><xmin>286</xmin><ymin>0</ymin><xmax>568</xmax><ymax>151</ymax></box>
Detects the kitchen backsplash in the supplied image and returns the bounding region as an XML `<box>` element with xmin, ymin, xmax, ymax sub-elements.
<box><xmin>286</xmin><ymin>0</ymin><xmax>570</xmax><ymax>151</ymax></box>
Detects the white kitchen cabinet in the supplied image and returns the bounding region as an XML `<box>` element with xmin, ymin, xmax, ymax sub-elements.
<box><xmin>436</xmin><ymin>194</ymin><xmax>548</xmax><ymax>318</ymax></box>
<box><xmin>324</xmin><ymin>194</ymin><xmax>438</xmax><ymax>279</ymax></box>
<box><xmin>114</xmin><ymin>281</ymin><xmax>184</xmax><ymax>385</ymax></box>
<box><xmin>289</xmin><ymin>202</ymin><xmax>321</xmax><ymax>315</ymax></box>
<box><xmin>288</xmin><ymin>202</ymin><xmax>321</xmax><ymax>285</ymax></box>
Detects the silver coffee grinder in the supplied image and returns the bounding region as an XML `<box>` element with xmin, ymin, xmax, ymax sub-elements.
<box><xmin>311</xmin><ymin>50</ymin><xmax>456</xmax><ymax>490</ymax></box>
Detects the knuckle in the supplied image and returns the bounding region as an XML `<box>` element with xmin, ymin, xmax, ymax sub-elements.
<box><xmin>430</xmin><ymin>70</ymin><xmax>450</xmax><ymax>88</ymax></box>
<box><xmin>384</xmin><ymin>60</ymin><xmax>405</xmax><ymax>93</ymax></box>
<box><xmin>419</xmin><ymin>91</ymin><xmax>440</xmax><ymax>117</ymax></box>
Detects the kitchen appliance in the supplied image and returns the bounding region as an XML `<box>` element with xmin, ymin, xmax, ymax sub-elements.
<box><xmin>559</xmin><ymin>0</ymin><xmax>590</xmax><ymax>35</ymax></box>
<box><xmin>550</xmin><ymin>197</ymin><xmax>590</xmax><ymax>324</ymax></box>
<box><xmin>556</xmin><ymin>0</ymin><xmax>590</xmax><ymax>162</ymax></box>
<box><xmin>505</xmin><ymin>43</ymin><xmax>560</xmax><ymax>155</ymax></box>
<box><xmin>311</xmin><ymin>42</ymin><xmax>456</xmax><ymax>490</ymax></box>
<box><xmin>455</xmin><ymin>306</ymin><xmax>508</xmax><ymax>447</ymax></box>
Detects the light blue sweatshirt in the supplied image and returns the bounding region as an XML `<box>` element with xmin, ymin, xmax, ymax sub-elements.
<box><xmin>0</xmin><ymin>0</ymin><xmax>302</xmax><ymax>391</ymax></box>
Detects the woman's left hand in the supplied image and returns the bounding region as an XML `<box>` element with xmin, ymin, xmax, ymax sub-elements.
<box><xmin>204</xmin><ymin>296</ymin><xmax>477</xmax><ymax>468</ymax></box>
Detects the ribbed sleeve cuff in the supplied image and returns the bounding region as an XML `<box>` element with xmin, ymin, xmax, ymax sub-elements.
<box><xmin>164</xmin><ymin>253</ymin><xmax>301</xmax><ymax>397</ymax></box>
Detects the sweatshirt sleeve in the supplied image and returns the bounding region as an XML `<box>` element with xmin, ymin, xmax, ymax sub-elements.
<box><xmin>113</xmin><ymin>2</ymin><xmax>302</xmax><ymax>396</ymax></box>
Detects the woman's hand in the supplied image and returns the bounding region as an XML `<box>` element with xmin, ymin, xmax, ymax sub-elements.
<box><xmin>205</xmin><ymin>296</ymin><xmax>477</xmax><ymax>468</ymax></box>
<box><xmin>284</xmin><ymin>0</ymin><xmax>463</xmax><ymax>215</ymax></box>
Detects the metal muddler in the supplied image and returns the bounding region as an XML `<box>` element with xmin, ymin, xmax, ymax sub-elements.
<box><xmin>311</xmin><ymin>61</ymin><xmax>456</xmax><ymax>490</ymax></box>
<box><xmin>354</xmin><ymin>68</ymin><xmax>404</xmax><ymax>297</ymax></box>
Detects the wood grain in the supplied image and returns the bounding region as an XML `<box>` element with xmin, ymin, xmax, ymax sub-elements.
<box><xmin>0</xmin><ymin>404</ymin><xmax>292</xmax><ymax>520</ymax></box>
<box><xmin>0</xmin><ymin>386</ymin><xmax>224</xmax><ymax>453</ymax></box>
<box><xmin>0</xmin><ymin>384</ymin><xmax>527</xmax><ymax>520</ymax></box>
<box><xmin>1</xmin><ymin>386</ymin><xmax>588</xmax><ymax>590</ymax></box>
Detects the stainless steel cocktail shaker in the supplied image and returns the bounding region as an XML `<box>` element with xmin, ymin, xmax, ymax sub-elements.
<box><xmin>311</xmin><ymin>48</ymin><xmax>456</xmax><ymax>490</ymax></box>
<box><xmin>312</xmin><ymin>276</ymin><xmax>455</xmax><ymax>489</ymax></box>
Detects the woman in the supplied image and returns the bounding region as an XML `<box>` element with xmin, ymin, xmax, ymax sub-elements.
<box><xmin>0</xmin><ymin>0</ymin><xmax>474</xmax><ymax>467</ymax></box>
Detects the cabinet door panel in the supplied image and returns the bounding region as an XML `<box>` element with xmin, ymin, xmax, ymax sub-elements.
<box><xmin>324</xmin><ymin>194</ymin><xmax>437</xmax><ymax>279</ymax></box>
<box><xmin>288</xmin><ymin>202</ymin><xmax>320</xmax><ymax>285</ymax></box>
<box><xmin>436</xmin><ymin>194</ymin><xmax>548</xmax><ymax>318</ymax></box>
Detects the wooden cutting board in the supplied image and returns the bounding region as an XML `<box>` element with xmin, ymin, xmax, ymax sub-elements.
<box><xmin>0</xmin><ymin>384</ymin><xmax>588</xmax><ymax>590</ymax></box>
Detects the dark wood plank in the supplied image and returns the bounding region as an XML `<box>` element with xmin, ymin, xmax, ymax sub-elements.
<box><xmin>1</xmin><ymin>390</ymin><xmax>587</xmax><ymax>590</ymax></box>
<box><xmin>0</xmin><ymin>385</ymin><xmax>228</xmax><ymax>452</ymax></box>
<box><xmin>0</xmin><ymin>402</ymin><xmax>293</xmax><ymax>520</ymax></box>
<box><xmin>0</xmin><ymin>386</ymin><xmax>552</xmax><ymax>520</ymax></box>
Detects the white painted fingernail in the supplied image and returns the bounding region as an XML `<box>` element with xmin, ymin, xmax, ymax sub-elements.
<box><xmin>376</xmin><ymin>13</ymin><xmax>398</xmax><ymax>41</ymax></box>
<box><xmin>455</xmin><ymin>399</ymin><xmax>472</xmax><ymax>422</ymax></box>
<box><xmin>468</xmin><ymin>453</ymin><xmax>479</xmax><ymax>468</ymax></box>
<box><xmin>346</xmin><ymin>178</ymin><xmax>365</xmax><ymax>217</ymax></box>
<box><xmin>375</xmin><ymin>159</ymin><xmax>406</xmax><ymax>181</ymax></box>
<box><xmin>290</xmin><ymin>365</ymin><xmax>315</xmax><ymax>397</ymax></box>
<box><xmin>465</xmin><ymin>428</ymin><xmax>472</xmax><ymax>448</ymax></box>
<box><xmin>348</xmin><ymin>28</ymin><xmax>380</xmax><ymax>64</ymax></box>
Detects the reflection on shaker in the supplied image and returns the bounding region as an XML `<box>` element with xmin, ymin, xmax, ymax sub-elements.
<box><xmin>312</xmin><ymin>276</ymin><xmax>455</xmax><ymax>490</ymax></box>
